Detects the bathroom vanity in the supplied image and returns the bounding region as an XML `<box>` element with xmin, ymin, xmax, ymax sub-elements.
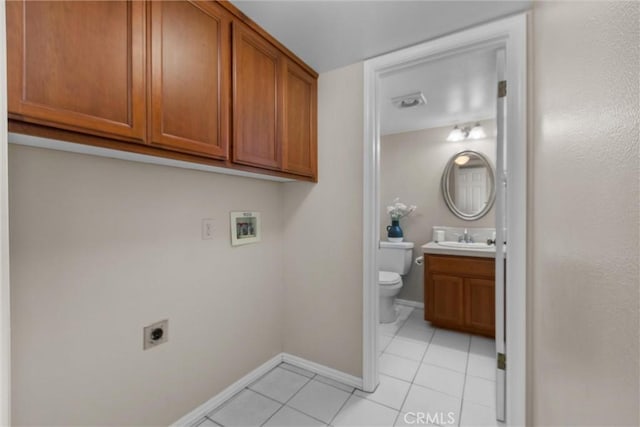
<box><xmin>422</xmin><ymin>241</ymin><xmax>496</xmax><ymax>337</ymax></box>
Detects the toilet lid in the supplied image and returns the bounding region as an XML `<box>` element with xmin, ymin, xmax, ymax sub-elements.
<box><xmin>379</xmin><ymin>271</ymin><xmax>401</xmax><ymax>286</ymax></box>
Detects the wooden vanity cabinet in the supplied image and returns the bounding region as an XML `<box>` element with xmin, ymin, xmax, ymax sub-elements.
<box><xmin>424</xmin><ymin>254</ymin><xmax>495</xmax><ymax>337</ymax></box>
<box><xmin>7</xmin><ymin>0</ymin><xmax>147</xmax><ymax>142</ymax></box>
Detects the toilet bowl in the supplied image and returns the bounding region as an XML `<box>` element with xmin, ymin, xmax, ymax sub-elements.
<box><xmin>378</xmin><ymin>241</ymin><xmax>414</xmax><ymax>323</ymax></box>
<box><xmin>379</xmin><ymin>271</ymin><xmax>403</xmax><ymax>323</ymax></box>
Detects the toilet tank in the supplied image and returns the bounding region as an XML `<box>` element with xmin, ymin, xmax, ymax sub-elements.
<box><xmin>379</xmin><ymin>241</ymin><xmax>414</xmax><ymax>275</ymax></box>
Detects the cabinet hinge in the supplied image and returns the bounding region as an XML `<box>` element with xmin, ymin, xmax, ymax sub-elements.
<box><xmin>497</xmin><ymin>352</ymin><xmax>506</xmax><ymax>370</ymax></box>
<box><xmin>498</xmin><ymin>80</ymin><xmax>507</xmax><ymax>98</ymax></box>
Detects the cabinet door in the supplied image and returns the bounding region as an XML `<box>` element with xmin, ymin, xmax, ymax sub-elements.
<box><xmin>429</xmin><ymin>274</ymin><xmax>464</xmax><ymax>326</ymax></box>
<box><xmin>7</xmin><ymin>1</ymin><xmax>146</xmax><ymax>141</ymax></box>
<box><xmin>464</xmin><ymin>278</ymin><xmax>495</xmax><ymax>334</ymax></box>
<box><xmin>282</xmin><ymin>59</ymin><xmax>317</xmax><ymax>178</ymax></box>
<box><xmin>149</xmin><ymin>1</ymin><xmax>230</xmax><ymax>159</ymax></box>
<box><xmin>232</xmin><ymin>23</ymin><xmax>282</xmax><ymax>170</ymax></box>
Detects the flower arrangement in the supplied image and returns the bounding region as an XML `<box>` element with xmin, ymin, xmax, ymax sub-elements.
<box><xmin>386</xmin><ymin>198</ymin><xmax>416</xmax><ymax>221</ymax></box>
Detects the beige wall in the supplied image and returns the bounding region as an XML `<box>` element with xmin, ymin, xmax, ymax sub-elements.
<box><xmin>282</xmin><ymin>62</ymin><xmax>364</xmax><ymax>377</ymax></box>
<box><xmin>531</xmin><ymin>1</ymin><xmax>639</xmax><ymax>425</ymax></box>
<box><xmin>380</xmin><ymin>121</ymin><xmax>496</xmax><ymax>302</ymax></box>
<box><xmin>9</xmin><ymin>145</ymin><xmax>284</xmax><ymax>426</ymax></box>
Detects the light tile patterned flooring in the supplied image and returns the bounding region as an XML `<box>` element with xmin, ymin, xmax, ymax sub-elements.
<box><xmin>194</xmin><ymin>306</ymin><xmax>500</xmax><ymax>427</ymax></box>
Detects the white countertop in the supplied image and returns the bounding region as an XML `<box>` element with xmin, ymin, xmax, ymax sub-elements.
<box><xmin>422</xmin><ymin>241</ymin><xmax>496</xmax><ymax>259</ymax></box>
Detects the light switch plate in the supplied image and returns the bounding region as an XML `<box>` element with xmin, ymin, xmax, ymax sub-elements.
<box><xmin>202</xmin><ymin>218</ymin><xmax>215</xmax><ymax>240</ymax></box>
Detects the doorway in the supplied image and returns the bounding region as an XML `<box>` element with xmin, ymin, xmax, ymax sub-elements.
<box><xmin>362</xmin><ymin>13</ymin><xmax>527</xmax><ymax>426</ymax></box>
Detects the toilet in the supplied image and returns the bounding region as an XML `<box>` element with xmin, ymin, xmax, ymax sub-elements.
<box><xmin>379</xmin><ymin>241</ymin><xmax>414</xmax><ymax>323</ymax></box>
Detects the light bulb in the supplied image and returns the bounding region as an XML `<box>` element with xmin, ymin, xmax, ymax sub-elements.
<box><xmin>468</xmin><ymin>123</ymin><xmax>487</xmax><ymax>140</ymax></box>
<box><xmin>446</xmin><ymin>126</ymin><xmax>465</xmax><ymax>142</ymax></box>
<box><xmin>454</xmin><ymin>155</ymin><xmax>470</xmax><ymax>165</ymax></box>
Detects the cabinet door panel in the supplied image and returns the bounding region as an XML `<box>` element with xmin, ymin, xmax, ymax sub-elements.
<box><xmin>149</xmin><ymin>1</ymin><xmax>229</xmax><ymax>159</ymax></box>
<box><xmin>282</xmin><ymin>59</ymin><xmax>317</xmax><ymax>178</ymax></box>
<box><xmin>7</xmin><ymin>1</ymin><xmax>145</xmax><ymax>140</ymax></box>
<box><xmin>232</xmin><ymin>23</ymin><xmax>281</xmax><ymax>170</ymax></box>
<box><xmin>427</xmin><ymin>255</ymin><xmax>494</xmax><ymax>277</ymax></box>
<box><xmin>430</xmin><ymin>274</ymin><xmax>464</xmax><ymax>326</ymax></box>
<box><xmin>464</xmin><ymin>278</ymin><xmax>495</xmax><ymax>334</ymax></box>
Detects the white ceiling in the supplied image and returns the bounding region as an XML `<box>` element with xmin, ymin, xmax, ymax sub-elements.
<box><xmin>231</xmin><ymin>1</ymin><xmax>531</xmax><ymax>73</ymax></box>
<box><xmin>380</xmin><ymin>47</ymin><xmax>497</xmax><ymax>135</ymax></box>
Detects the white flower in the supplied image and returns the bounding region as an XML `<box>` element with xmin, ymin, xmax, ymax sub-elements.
<box><xmin>386</xmin><ymin>198</ymin><xmax>417</xmax><ymax>221</ymax></box>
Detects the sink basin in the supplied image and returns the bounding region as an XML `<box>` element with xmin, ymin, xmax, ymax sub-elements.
<box><xmin>437</xmin><ymin>241</ymin><xmax>493</xmax><ymax>250</ymax></box>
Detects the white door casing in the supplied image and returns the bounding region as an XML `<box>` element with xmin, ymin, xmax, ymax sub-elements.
<box><xmin>363</xmin><ymin>13</ymin><xmax>528</xmax><ymax>425</ymax></box>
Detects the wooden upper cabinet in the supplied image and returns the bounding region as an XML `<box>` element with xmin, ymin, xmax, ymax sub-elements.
<box><xmin>7</xmin><ymin>0</ymin><xmax>319</xmax><ymax>181</ymax></box>
<box><xmin>149</xmin><ymin>1</ymin><xmax>230</xmax><ymax>159</ymax></box>
<box><xmin>282</xmin><ymin>59</ymin><xmax>318</xmax><ymax>179</ymax></box>
<box><xmin>7</xmin><ymin>1</ymin><xmax>146</xmax><ymax>141</ymax></box>
<box><xmin>232</xmin><ymin>22</ymin><xmax>282</xmax><ymax>171</ymax></box>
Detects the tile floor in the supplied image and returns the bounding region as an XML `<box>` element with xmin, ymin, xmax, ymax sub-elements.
<box><xmin>193</xmin><ymin>305</ymin><xmax>501</xmax><ymax>427</ymax></box>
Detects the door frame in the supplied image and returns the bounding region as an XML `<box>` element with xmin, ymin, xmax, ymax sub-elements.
<box><xmin>0</xmin><ymin>0</ymin><xmax>11</xmax><ymax>425</ymax></box>
<box><xmin>362</xmin><ymin>13</ymin><xmax>528</xmax><ymax>425</ymax></box>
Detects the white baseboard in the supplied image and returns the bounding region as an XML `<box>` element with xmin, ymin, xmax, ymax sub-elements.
<box><xmin>172</xmin><ymin>353</ymin><xmax>363</xmax><ymax>426</ymax></box>
<box><xmin>281</xmin><ymin>353</ymin><xmax>363</xmax><ymax>390</ymax></box>
<box><xmin>171</xmin><ymin>354</ymin><xmax>283</xmax><ymax>427</ymax></box>
<box><xmin>396</xmin><ymin>298</ymin><xmax>424</xmax><ymax>309</ymax></box>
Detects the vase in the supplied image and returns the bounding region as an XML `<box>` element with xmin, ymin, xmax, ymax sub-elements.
<box><xmin>386</xmin><ymin>220</ymin><xmax>404</xmax><ymax>242</ymax></box>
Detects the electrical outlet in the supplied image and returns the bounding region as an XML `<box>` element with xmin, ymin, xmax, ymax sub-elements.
<box><xmin>202</xmin><ymin>218</ymin><xmax>215</xmax><ymax>240</ymax></box>
<box><xmin>143</xmin><ymin>319</ymin><xmax>168</xmax><ymax>350</ymax></box>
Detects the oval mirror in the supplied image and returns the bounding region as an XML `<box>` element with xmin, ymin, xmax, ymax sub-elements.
<box><xmin>441</xmin><ymin>150</ymin><xmax>496</xmax><ymax>220</ymax></box>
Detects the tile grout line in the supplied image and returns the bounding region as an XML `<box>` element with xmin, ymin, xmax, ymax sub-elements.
<box><xmin>278</xmin><ymin>375</ymin><xmax>340</xmax><ymax>426</ymax></box>
<box><xmin>456</xmin><ymin>335</ymin><xmax>473</xmax><ymax>427</ymax></box>
<box><xmin>249</xmin><ymin>362</ymin><xmax>373</xmax><ymax>426</ymax></box>
<box><xmin>202</xmin><ymin>418</ymin><xmax>223</xmax><ymax>427</ymax></box>
<box><xmin>284</xmin><ymin>405</ymin><xmax>329</xmax><ymax>426</ymax></box>
<box><xmin>380</xmin><ymin>306</ymin><xmax>416</xmax><ymax>426</ymax></box>
<box><xmin>355</xmin><ymin>387</ymin><xmax>408</xmax><ymax>414</ymax></box>
<box><xmin>205</xmin><ymin>384</ymin><xmax>252</xmax><ymax>424</ymax></box>
<box><xmin>258</xmin><ymin>368</ymin><xmax>318</xmax><ymax>426</ymax></box>
<box><xmin>394</xmin><ymin>308</ymin><xmax>429</xmax><ymax>426</ymax></box>
<box><xmin>277</xmin><ymin>367</ymin><xmax>359</xmax><ymax>426</ymax></box>
<box><xmin>381</xmin><ymin>349</ymin><xmax>429</xmax><ymax>364</ymax></box>
<box><xmin>326</xmin><ymin>384</ymin><xmax>357</xmax><ymax>427</ymax></box>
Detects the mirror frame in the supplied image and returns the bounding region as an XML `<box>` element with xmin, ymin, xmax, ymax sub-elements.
<box><xmin>441</xmin><ymin>150</ymin><xmax>496</xmax><ymax>221</ymax></box>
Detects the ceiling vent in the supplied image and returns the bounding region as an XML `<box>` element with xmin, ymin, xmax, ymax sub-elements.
<box><xmin>391</xmin><ymin>92</ymin><xmax>427</xmax><ymax>109</ymax></box>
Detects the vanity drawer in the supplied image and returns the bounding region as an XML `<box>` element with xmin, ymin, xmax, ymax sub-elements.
<box><xmin>427</xmin><ymin>255</ymin><xmax>494</xmax><ymax>278</ymax></box>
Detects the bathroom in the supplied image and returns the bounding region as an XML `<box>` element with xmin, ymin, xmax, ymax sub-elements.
<box><xmin>375</xmin><ymin>47</ymin><xmax>501</xmax><ymax>424</ymax></box>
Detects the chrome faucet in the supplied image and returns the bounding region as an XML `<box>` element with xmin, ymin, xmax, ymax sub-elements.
<box><xmin>458</xmin><ymin>228</ymin><xmax>474</xmax><ymax>243</ymax></box>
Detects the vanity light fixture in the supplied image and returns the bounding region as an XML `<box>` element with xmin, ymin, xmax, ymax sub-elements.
<box><xmin>446</xmin><ymin>122</ymin><xmax>486</xmax><ymax>141</ymax></box>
